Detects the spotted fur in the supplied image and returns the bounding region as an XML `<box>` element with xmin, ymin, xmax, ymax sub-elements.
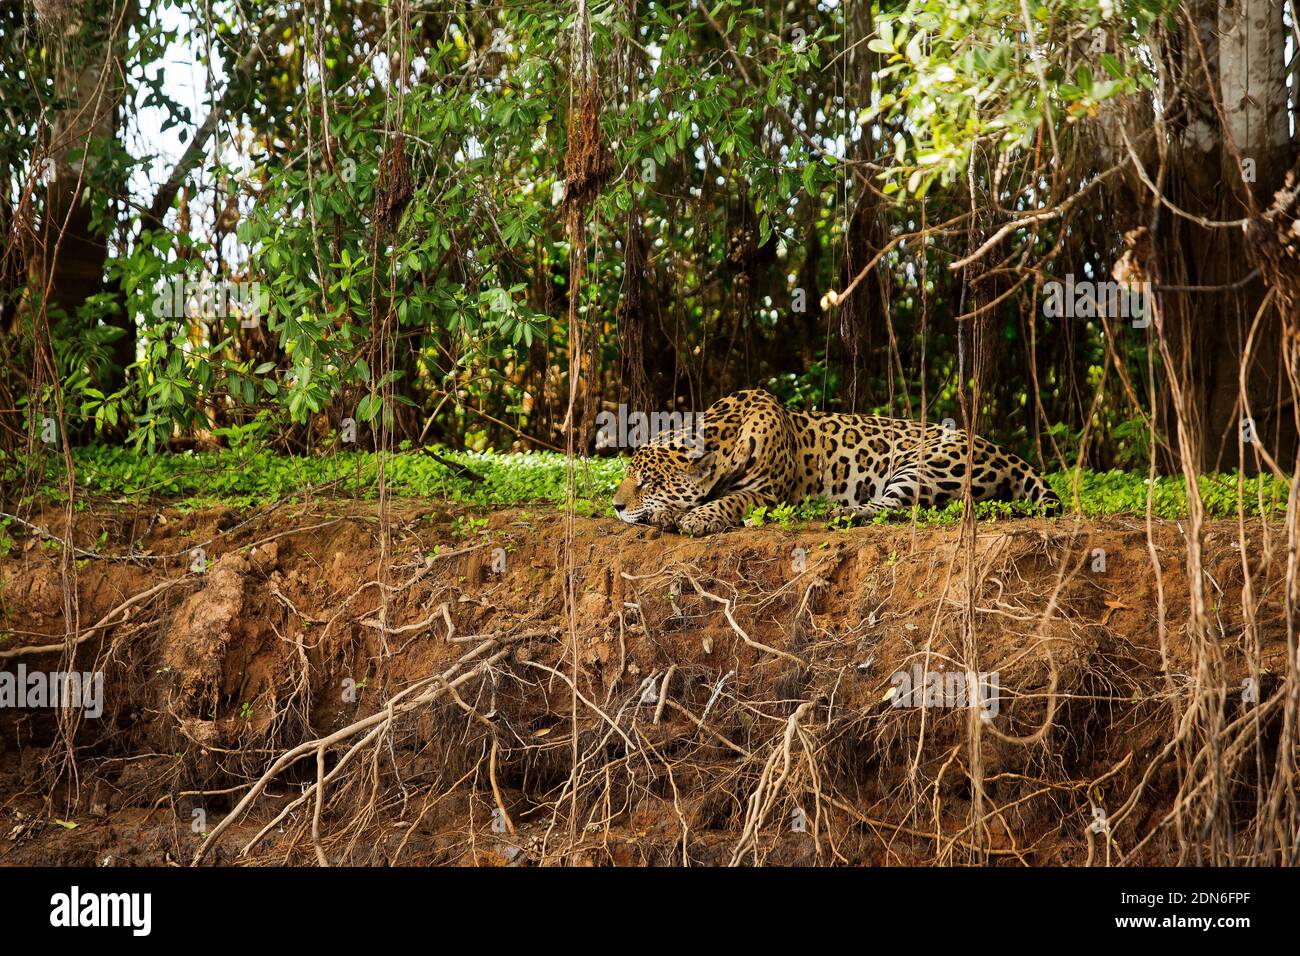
<box><xmin>612</xmin><ymin>388</ymin><xmax>1060</xmax><ymax>534</ymax></box>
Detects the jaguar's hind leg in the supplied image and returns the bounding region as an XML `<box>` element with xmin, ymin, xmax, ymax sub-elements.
<box><xmin>827</xmin><ymin>466</ymin><xmax>948</xmax><ymax>524</ymax></box>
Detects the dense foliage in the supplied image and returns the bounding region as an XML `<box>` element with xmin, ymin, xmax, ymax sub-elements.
<box><xmin>5</xmin><ymin>446</ymin><xmax>1287</xmax><ymax>525</ymax></box>
<box><xmin>2</xmin><ymin>0</ymin><xmax>1295</xmax><ymax>489</ymax></box>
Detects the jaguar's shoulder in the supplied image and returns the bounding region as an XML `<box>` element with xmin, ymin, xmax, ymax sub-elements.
<box><xmin>703</xmin><ymin>388</ymin><xmax>791</xmax><ymax>434</ymax></box>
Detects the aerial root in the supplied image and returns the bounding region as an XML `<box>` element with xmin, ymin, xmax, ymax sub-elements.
<box><xmin>191</xmin><ymin>635</ymin><xmax>514</xmax><ymax>865</ymax></box>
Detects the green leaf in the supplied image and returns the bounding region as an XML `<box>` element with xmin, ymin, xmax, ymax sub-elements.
<box><xmin>356</xmin><ymin>393</ymin><xmax>381</xmax><ymax>423</ymax></box>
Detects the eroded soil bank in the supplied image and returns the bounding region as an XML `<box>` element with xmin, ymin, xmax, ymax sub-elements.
<box><xmin>0</xmin><ymin>499</ymin><xmax>1293</xmax><ymax>865</ymax></box>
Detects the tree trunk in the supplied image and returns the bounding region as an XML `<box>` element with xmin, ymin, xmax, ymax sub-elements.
<box><xmin>33</xmin><ymin>2</ymin><xmax>132</xmax><ymax>401</ymax></box>
<box><xmin>1158</xmin><ymin>0</ymin><xmax>1294</xmax><ymax>471</ymax></box>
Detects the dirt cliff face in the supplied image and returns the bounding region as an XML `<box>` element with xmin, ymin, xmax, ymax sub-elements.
<box><xmin>0</xmin><ymin>500</ymin><xmax>1290</xmax><ymax>865</ymax></box>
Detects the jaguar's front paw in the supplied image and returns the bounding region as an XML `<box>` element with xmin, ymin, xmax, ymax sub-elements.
<box><xmin>646</xmin><ymin>508</ymin><xmax>683</xmax><ymax>531</ymax></box>
<box><xmin>677</xmin><ymin>510</ymin><xmax>729</xmax><ymax>536</ymax></box>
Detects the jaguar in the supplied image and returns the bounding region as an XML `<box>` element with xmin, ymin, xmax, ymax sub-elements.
<box><xmin>611</xmin><ymin>388</ymin><xmax>1060</xmax><ymax>534</ymax></box>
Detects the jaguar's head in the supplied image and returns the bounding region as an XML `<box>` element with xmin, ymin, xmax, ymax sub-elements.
<box><xmin>612</xmin><ymin>444</ymin><xmax>716</xmax><ymax>526</ymax></box>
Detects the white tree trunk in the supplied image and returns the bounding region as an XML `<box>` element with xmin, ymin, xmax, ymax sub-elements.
<box><xmin>1218</xmin><ymin>0</ymin><xmax>1291</xmax><ymax>192</ymax></box>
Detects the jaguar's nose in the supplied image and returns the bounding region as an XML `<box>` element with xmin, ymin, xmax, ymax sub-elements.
<box><xmin>613</xmin><ymin>502</ymin><xmax>625</xmax><ymax>512</ymax></box>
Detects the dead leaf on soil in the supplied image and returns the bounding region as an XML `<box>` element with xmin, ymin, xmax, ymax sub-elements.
<box><xmin>1100</xmin><ymin>598</ymin><xmax>1131</xmax><ymax>626</ymax></box>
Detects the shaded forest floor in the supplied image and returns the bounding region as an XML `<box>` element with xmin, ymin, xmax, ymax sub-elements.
<box><xmin>0</xmin><ymin>498</ymin><xmax>1291</xmax><ymax>865</ymax></box>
